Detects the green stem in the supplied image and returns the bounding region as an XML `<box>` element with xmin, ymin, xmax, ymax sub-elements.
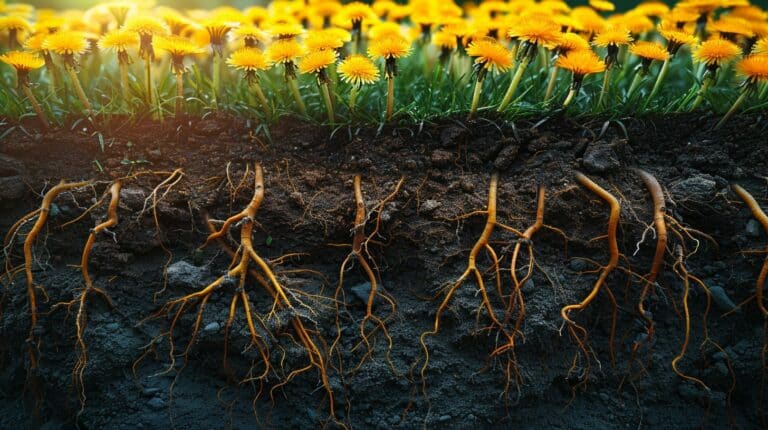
<box><xmin>251</xmin><ymin>80</ymin><xmax>271</xmax><ymax>120</ymax></box>
<box><xmin>625</xmin><ymin>70</ymin><xmax>645</xmax><ymax>101</ymax></box>
<box><xmin>689</xmin><ymin>76</ymin><xmax>712</xmax><ymax>111</ymax></box>
<box><xmin>544</xmin><ymin>66</ymin><xmax>560</xmax><ymax>103</ymax></box>
<box><xmin>320</xmin><ymin>82</ymin><xmax>335</xmax><ymax>124</ymax></box>
<box><xmin>288</xmin><ymin>76</ymin><xmax>306</xmax><ymax>115</ymax></box>
<box><xmin>66</xmin><ymin>65</ymin><xmax>92</xmax><ymax>117</ymax></box>
<box><xmin>349</xmin><ymin>85</ymin><xmax>358</xmax><ymax>114</ymax></box>
<box><xmin>175</xmin><ymin>71</ymin><xmax>183</xmax><ymax>122</ymax></box>
<box><xmin>715</xmin><ymin>89</ymin><xmax>749</xmax><ymax>130</ymax></box>
<box><xmin>597</xmin><ymin>67</ymin><xmax>611</xmax><ymax>110</ymax></box>
<box><xmin>759</xmin><ymin>82</ymin><xmax>768</xmax><ymax>100</ymax></box>
<box><xmin>145</xmin><ymin>57</ymin><xmax>152</xmax><ymax>105</ymax></box>
<box><xmin>497</xmin><ymin>56</ymin><xmax>530</xmax><ymax>112</ymax></box>
<box><xmin>643</xmin><ymin>58</ymin><xmax>670</xmax><ymax>110</ymax></box>
<box><xmin>386</xmin><ymin>77</ymin><xmax>394</xmax><ymax>121</ymax></box>
<box><xmin>212</xmin><ymin>53</ymin><xmax>221</xmax><ymax>109</ymax></box>
<box><xmin>21</xmin><ymin>84</ymin><xmax>49</xmax><ymax>129</ymax></box>
<box><xmin>120</xmin><ymin>61</ymin><xmax>129</xmax><ymax>109</ymax></box>
<box><xmin>562</xmin><ymin>87</ymin><xmax>577</xmax><ymax>108</ymax></box>
<box><xmin>468</xmin><ymin>77</ymin><xmax>484</xmax><ymax>119</ymax></box>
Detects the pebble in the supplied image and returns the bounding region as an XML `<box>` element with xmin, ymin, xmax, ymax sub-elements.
<box><xmin>421</xmin><ymin>199</ymin><xmax>441</xmax><ymax>213</ymax></box>
<box><xmin>569</xmin><ymin>259</ymin><xmax>589</xmax><ymax>272</ymax></box>
<box><xmin>147</xmin><ymin>397</ymin><xmax>166</xmax><ymax>410</ymax></box>
<box><xmin>166</xmin><ymin>261</ymin><xmax>206</xmax><ymax>288</ymax></box>
<box><xmin>105</xmin><ymin>322</ymin><xmax>120</xmax><ymax>332</ymax></box>
<box><xmin>582</xmin><ymin>141</ymin><xmax>620</xmax><ymax>173</ymax></box>
<box><xmin>438</xmin><ymin>415</ymin><xmax>451</xmax><ymax>423</ymax></box>
<box><xmin>204</xmin><ymin>322</ymin><xmax>221</xmax><ymax>333</ymax></box>
<box><xmin>440</xmin><ymin>125</ymin><xmax>467</xmax><ymax>147</ymax></box>
<box><xmin>708</xmin><ymin>286</ymin><xmax>737</xmax><ymax>312</ymax></box>
<box><xmin>430</xmin><ymin>149</ymin><xmax>453</xmax><ymax>167</ymax></box>
<box><xmin>460</xmin><ymin>179</ymin><xmax>474</xmax><ymax>193</ymax></box>
<box><xmin>493</xmin><ymin>144</ymin><xmax>520</xmax><ymax>170</ymax></box>
<box><xmin>746</xmin><ymin>219</ymin><xmax>762</xmax><ymax>238</ymax></box>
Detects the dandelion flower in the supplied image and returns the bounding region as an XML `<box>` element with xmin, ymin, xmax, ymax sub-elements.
<box><xmin>99</xmin><ymin>29</ymin><xmax>139</xmax><ymax>63</ymax></box>
<box><xmin>593</xmin><ymin>26</ymin><xmax>632</xmax><ymax>108</ymax></box>
<box><xmin>716</xmin><ymin>55</ymin><xmax>768</xmax><ymax>128</ymax></box>
<box><xmin>227</xmin><ymin>47</ymin><xmax>271</xmax><ymax>118</ymax></box>
<box><xmin>754</xmin><ymin>38</ymin><xmax>768</xmax><ymax>55</ymax></box>
<box><xmin>338</xmin><ymin>54</ymin><xmax>379</xmax><ymax>86</ymax></box>
<box><xmin>0</xmin><ymin>50</ymin><xmax>45</xmax><ymax>80</ymax></box>
<box><xmin>155</xmin><ymin>35</ymin><xmax>206</xmax><ymax>74</ymax></box>
<box><xmin>693</xmin><ymin>38</ymin><xmax>741</xmax><ymax>67</ymax></box>
<box><xmin>589</xmin><ymin>0</ymin><xmax>615</xmax><ymax>12</ymax></box>
<box><xmin>466</xmin><ymin>38</ymin><xmax>513</xmax><ymax>117</ymax></box>
<box><xmin>305</xmin><ymin>29</ymin><xmax>347</xmax><ymax>52</ymax></box>
<box><xmin>0</xmin><ymin>15</ymin><xmax>31</xmax><ymax>49</ymax></box>
<box><xmin>42</xmin><ymin>31</ymin><xmax>89</xmax><ymax>62</ymax></box>
<box><xmin>658</xmin><ymin>23</ymin><xmax>698</xmax><ymax>55</ymax></box>
<box><xmin>266</xmin><ymin>39</ymin><xmax>306</xmax><ymax>115</ymax></box>
<box><xmin>545</xmin><ymin>33</ymin><xmax>591</xmax><ymax>102</ymax></box>
<box><xmin>267</xmin><ymin>22</ymin><xmax>304</xmax><ymax>41</ymax></box>
<box><xmin>125</xmin><ymin>16</ymin><xmax>168</xmax><ymax>60</ymax></box>
<box><xmin>466</xmin><ymin>37</ymin><xmax>513</xmax><ymax>74</ymax></box>
<box><xmin>630</xmin><ymin>41</ymin><xmax>670</xmax><ymax>64</ymax></box>
<box><xmin>299</xmin><ymin>49</ymin><xmax>338</xmax><ymax>123</ymax></box>
<box><xmin>368</xmin><ymin>35</ymin><xmax>411</xmax><ymax>121</ymax></box>
<box><xmin>556</xmin><ymin>50</ymin><xmax>606</xmax><ymax>107</ymax></box>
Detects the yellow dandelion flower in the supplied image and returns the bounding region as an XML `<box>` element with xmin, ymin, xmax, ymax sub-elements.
<box><xmin>203</xmin><ymin>19</ymin><xmax>236</xmax><ymax>50</ymax></box>
<box><xmin>556</xmin><ymin>33</ymin><xmax>591</xmax><ymax>54</ymax></box>
<box><xmin>340</xmin><ymin>2</ymin><xmax>377</xmax><ymax>25</ymax></box>
<box><xmin>593</xmin><ymin>27</ymin><xmax>633</xmax><ymax>48</ymax></box>
<box><xmin>556</xmin><ymin>49</ymin><xmax>606</xmax><ymax>77</ymax></box>
<box><xmin>305</xmin><ymin>29</ymin><xmax>346</xmax><ymax>51</ymax></box>
<box><xmin>0</xmin><ymin>50</ymin><xmax>44</xmax><ymax>72</ymax></box>
<box><xmin>710</xmin><ymin>17</ymin><xmax>754</xmax><ymax>40</ymax></box>
<box><xmin>368</xmin><ymin>35</ymin><xmax>411</xmax><ymax>60</ymax></box>
<box><xmin>692</xmin><ymin>38</ymin><xmax>741</xmax><ymax>67</ymax></box>
<box><xmin>227</xmin><ymin>47</ymin><xmax>268</xmax><ymax>72</ymax></box>
<box><xmin>42</xmin><ymin>31</ymin><xmax>88</xmax><ymax>60</ymax></box>
<box><xmin>466</xmin><ymin>37</ymin><xmax>513</xmax><ymax>74</ymax></box>
<box><xmin>266</xmin><ymin>39</ymin><xmax>305</xmax><ymax>65</ymax></box>
<box><xmin>0</xmin><ymin>15</ymin><xmax>31</xmax><ymax>32</ymax></box>
<box><xmin>34</xmin><ymin>17</ymin><xmax>64</xmax><ymax>34</ymax></box>
<box><xmin>629</xmin><ymin>41</ymin><xmax>670</xmax><ymax>62</ymax></box>
<box><xmin>730</xmin><ymin>5</ymin><xmax>767</xmax><ymax>22</ymax></box>
<box><xmin>659</xmin><ymin>22</ymin><xmax>698</xmax><ymax>54</ymax></box>
<box><xmin>737</xmin><ymin>54</ymin><xmax>768</xmax><ymax>83</ymax></box>
<box><xmin>616</xmin><ymin>13</ymin><xmax>655</xmax><ymax>35</ymax></box>
<box><xmin>663</xmin><ymin>8</ymin><xmax>699</xmax><ymax>27</ymax></box>
<box><xmin>754</xmin><ymin>38</ymin><xmax>768</xmax><ymax>55</ymax></box>
<box><xmin>572</xmin><ymin>7</ymin><xmax>607</xmax><ymax>35</ymax></box>
<box><xmin>234</xmin><ymin>24</ymin><xmax>270</xmax><ymax>48</ymax></box>
<box><xmin>298</xmin><ymin>49</ymin><xmax>337</xmax><ymax>75</ymax></box>
<box><xmin>125</xmin><ymin>16</ymin><xmax>168</xmax><ymax>37</ymax></box>
<box><xmin>23</xmin><ymin>33</ymin><xmax>48</xmax><ymax>52</ymax></box>
<box><xmin>267</xmin><ymin>22</ymin><xmax>304</xmax><ymax>40</ymax></box>
<box><xmin>338</xmin><ymin>54</ymin><xmax>379</xmax><ymax>86</ymax></box>
<box><xmin>158</xmin><ymin>8</ymin><xmax>195</xmax><ymax>35</ymax></box>
<box><xmin>634</xmin><ymin>1</ymin><xmax>670</xmax><ymax>18</ymax></box>
<box><xmin>507</xmin><ymin>20</ymin><xmax>562</xmax><ymax>50</ymax></box>
<box><xmin>368</xmin><ymin>22</ymin><xmax>403</xmax><ymax>41</ymax></box>
<box><xmin>154</xmin><ymin>35</ymin><xmax>206</xmax><ymax>74</ymax></box>
<box><xmin>589</xmin><ymin>0</ymin><xmax>615</xmax><ymax>12</ymax></box>
<box><xmin>244</xmin><ymin>6</ymin><xmax>269</xmax><ymax>26</ymax></box>
<box><xmin>99</xmin><ymin>29</ymin><xmax>139</xmax><ymax>54</ymax></box>
<box><xmin>432</xmin><ymin>30</ymin><xmax>458</xmax><ymax>51</ymax></box>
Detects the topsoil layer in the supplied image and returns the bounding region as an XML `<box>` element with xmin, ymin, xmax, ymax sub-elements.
<box><xmin>1</xmin><ymin>113</ymin><xmax>767</xmax><ymax>430</ymax></box>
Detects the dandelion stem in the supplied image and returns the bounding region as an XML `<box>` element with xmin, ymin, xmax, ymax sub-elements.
<box><xmin>626</xmin><ymin>70</ymin><xmax>645</xmax><ymax>101</ymax></box>
<box><xmin>498</xmin><ymin>56</ymin><xmax>530</xmax><ymax>112</ymax></box>
<box><xmin>544</xmin><ymin>65</ymin><xmax>560</xmax><ymax>103</ymax></box>
<box><xmin>468</xmin><ymin>77</ymin><xmax>484</xmax><ymax>119</ymax></box>
<box><xmin>251</xmin><ymin>81</ymin><xmax>271</xmax><ymax>120</ymax></box>
<box><xmin>689</xmin><ymin>75</ymin><xmax>712</xmax><ymax>111</ymax></box>
<box><xmin>119</xmin><ymin>62</ymin><xmax>129</xmax><ymax>109</ymax></box>
<box><xmin>349</xmin><ymin>86</ymin><xmax>358</xmax><ymax>113</ymax></box>
<box><xmin>597</xmin><ymin>67</ymin><xmax>611</xmax><ymax>110</ymax></box>
<box><xmin>320</xmin><ymin>82</ymin><xmax>335</xmax><ymax>124</ymax></box>
<box><xmin>643</xmin><ymin>58</ymin><xmax>670</xmax><ymax>110</ymax></box>
<box><xmin>288</xmin><ymin>76</ymin><xmax>306</xmax><ymax>115</ymax></box>
<box><xmin>562</xmin><ymin>87</ymin><xmax>577</xmax><ymax>108</ymax></box>
<box><xmin>144</xmin><ymin>57</ymin><xmax>152</xmax><ymax>105</ymax></box>
<box><xmin>66</xmin><ymin>65</ymin><xmax>92</xmax><ymax>116</ymax></box>
<box><xmin>212</xmin><ymin>53</ymin><xmax>221</xmax><ymax>109</ymax></box>
<box><xmin>21</xmin><ymin>84</ymin><xmax>49</xmax><ymax>129</ymax></box>
<box><xmin>715</xmin><ymin>88</ymin><xmax>749</xmax><ymax>130</ymax></box>
<box><xmin>386</xmin><ymin>76</ymin><xmax>394</xmax><ymax>121</ymax></box>
<box><xmin>174</xmin><ymin>71</ymin><xmax>183</xmax><ymax>122</ymax></box>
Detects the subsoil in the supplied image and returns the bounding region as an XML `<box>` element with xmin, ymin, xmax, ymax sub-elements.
<box><xmin>1</xmin><ymin>112</ymin><xmax>767</xmax><ymax>430</ymax></box>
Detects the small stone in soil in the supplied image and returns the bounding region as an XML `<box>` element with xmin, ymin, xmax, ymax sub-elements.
<box><xmin>430</xmin><ymin>149</ymin><xmax>453</xmax><ymax>167</ymax></box>
<box><xmin>745</xmin><ymin>219</ymin><xmax>761</xmax><ymax>238</ymax></box>
<box><xmin>204</xmin><ymin>322</ymin><xmax>221</xmax><ymax>333</ymax></box>
<box><xmin>166</xmin><ymin>261</ymin><xmax>206</xmax><ymax>288</ymax></box>
<box><xmin>147</xmin><ymin>397</ymin><xmax>165</xmax><ymax>410</ymax></box>
<box><xmin>708</xmin><ymin>286</ymin><xmax>737</xmax><ymax>312</ymax></box>
<box><xmin>582</xmin><ymin>141</ymin><xmax>620</xmax><ymax>173</ymax></box>
<box><xmin>421</xmin><ymin>199</ymin><xmax>441</xmax><ymax>213</ymax></box>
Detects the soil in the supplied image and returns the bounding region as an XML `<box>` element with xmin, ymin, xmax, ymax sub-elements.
<box><xmin>1</xmin><ymin>112</ymin><xmax>767</xmax><ymax>430</ymax></box>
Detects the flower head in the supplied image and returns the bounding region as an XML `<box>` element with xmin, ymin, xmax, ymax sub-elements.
<box><xmin>339</xmin><ymin>2</ymin><xmax>377</xmax><ymax>27</ymax></box>
<box><xmin>0</xmin><ymin>15</ymin><xmax>31</xmax><ymax>33</ymax></box>
<box><xmin>556</xmin><ymin>49</ymin><xmax>606</xmax><ymax>78</ymax></box>
<box><xmin>43</xmin><ymin>31</ymin><xmax>89</xmax><ymax>65</ymax></box>
<box><xmin>629</xmin><ymin>41</ymin><xmax>670</xmax><ymax>62</ymax></box>
<box><xmin>125</xmin><ymin>16</ymin><xmax>168</xmax><ymax>60</ymax></box>
<box><xmin>658</xmin><ymin>22</ymin><xmax>698</xmax><ymax>55</ymax></box>
<box><xmin>227</xmin><ymin>47</ymin><xmax>268</xmax><ymax>83</ymax></box>
<box><xmin>754</xmin><ymin>38</ymin><xmax>768</xmax><ymax>55</ymax></box>
<box><xmin>692</xmin><ymin>38</ymin><xmax>741</xmax><ymax>67</ymax></box>
<box><xmin>593</xmin><ymin>27</ymin><xmax>633</xmax><ymax>48</ymax></box>
<box><xmin>305</xmin><ymin>29</ymin><xmax>347</xmax><ymax>51</ymax></box>
<box><xmin>737</xmin><ymin>54</ymin><xmax>768</xmax><ymax>84</ymax></box>
<box><xmin>589</xmin><ymin>0</ymin><xmax>615</xmax><ymax>12</ymax></box>
<box><xmin>154</xmin><ymin>35</ymin><xmax>206</xmax><ymax>74</ymax></box>
<box><xmin>0</xmin><ymin>50</ymin><xmax>45</xmax><ymax>72</ymax></box>
<box><xmin>338</xmin><ymin>54</ymin><xmax>379</xmax><ymax>86</ymax></box>
<box><xmin>299</xmin><ymin>49</ymin><xmax>337</xmax><ymax>74</ymax></box>
<box><xmin>555</xmin><ymin>33</ymin><xmax>591</xmax><ymax>55</ymax></box>
<box><xmin>710</xmin><ymin>17</ymin><xmax>754</xmax><ymax>40</ymax></box>
<box><xmin>507</xmin><ymin>20</ymin><xmax>562</xmax><ymax>51</ymax></box>
<box><xmin>203</xmin><ymin>19</ymin><xmax>237</xmax><ymax>53</ymax></box>
<box><xmin>266</xmin><ymin>22</ymin><xmax>304</xmax><ymax>41</ymax></box>
<box><xmin>99</xmin><ymin>29</ymin><xmax>139</xmax><ymax>64</ymax></box>
<box><xmin>368</xmin><ymin>35</ymin><xmax>411</xmax><ymax>60</ymax></box>
<box><xmin>266</xmin><ymin>39</ymin><xmax>305</xmax><ymax>65</ymax></box>
<box><xmin>432</xmin><ymin>30</ymin><xmax>458</xmax><ymax>51</ymax></box>
<box><xmin>466</xmin><ymin>37</ymin><xmax>514</xmax><ymax>75</ymax></box>
<box><xmin>234</xmin><ymin>24</ymin><xmax>270</xmax><ymax>48</ymax></box>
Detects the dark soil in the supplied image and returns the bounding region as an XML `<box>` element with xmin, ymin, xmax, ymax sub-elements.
<box><xmin>1</xmin><ymin>113</ymin><xmax>767</xmax><ymax>430</ymax></box>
